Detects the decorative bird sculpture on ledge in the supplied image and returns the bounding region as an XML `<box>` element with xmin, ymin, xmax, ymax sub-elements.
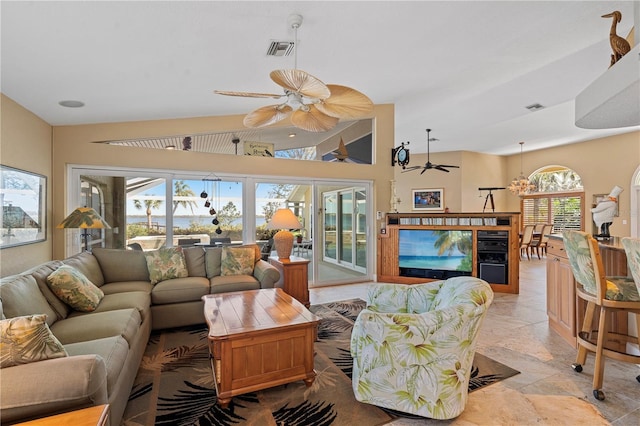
<box><xmin>602</xmin><ymin>11</ymin><xmax>631</xmax><ymax>67</ymax></box>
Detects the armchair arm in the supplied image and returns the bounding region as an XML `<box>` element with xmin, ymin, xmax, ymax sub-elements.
<box><xmin>0</xmin><ymin>355</ymin><xmax>108</xmax><ymax>423</ymax></box>
<box><xmin>253</xmin><ymin>259</ymin><xmax>280</xmax><ymax>288</ymax></box>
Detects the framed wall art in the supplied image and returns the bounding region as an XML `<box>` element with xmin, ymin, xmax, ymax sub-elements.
<box><xmin>412</xmin><ymin>188</ymin><xmax>444</xmax><ymax>211</ymax></box>
<box><xmin>0</xmin><ymin>165</ymin><xmax>46</xmax><ymax>249</ymax></box>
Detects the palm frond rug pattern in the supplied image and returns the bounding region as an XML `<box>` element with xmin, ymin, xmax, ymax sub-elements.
<box><xmin>123</xmin><ymin>298</ymin><xmax>519</xmax><ymax>425</ymax></box>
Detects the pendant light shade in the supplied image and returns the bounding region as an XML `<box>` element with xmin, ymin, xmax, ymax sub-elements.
<box><xmin>508</xmin><ymin>142</ymin><xmax>536</xmax><ymax>196</ymax></box>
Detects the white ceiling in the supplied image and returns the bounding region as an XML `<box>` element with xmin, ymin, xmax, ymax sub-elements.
<box><xmin>2</xmin><ymin>1</ymin><xmax>639</xmax><ymax>156</ymax></box>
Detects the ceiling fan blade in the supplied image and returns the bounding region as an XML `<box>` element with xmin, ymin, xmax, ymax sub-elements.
<box><xmin>214</xmin><ymin>90</ymin><xmax>283</xmax><ymax>99</ymax></box>
<box><xmin>402</xmin><ymin>166</ymin><xmax>422</xmax><ymax>173</ymax></box>
<box><xmin>434</xmin><ymin>165</ymin><xmax>451</xmax><ymax>173</ymax></box>
<box><xmin>290</xmin><ymin>106</ymin><xmax>339</xmax><ymax>132</ymax></box>
<box><xmin>315</xmin><ymin>84</ymin><xmax>374</xmax><ymax>119</ymax></box>
<box><xmin>438</xmin><ymin>164</ymin><xmax>460</xmax><ymax>169</ymax></box>
<box><xmin>270</xmin><ymin>69</ymin><xmax>331</xmax><ymax>99</ymax></box>
<box><xmin>243</xmin><ymin>104</ymin><xmax>293</xmax><ymax>128</ymax></box>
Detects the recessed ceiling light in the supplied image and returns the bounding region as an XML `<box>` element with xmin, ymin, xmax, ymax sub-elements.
<box><xmin>288</xmin><ymin>132</ymin><xmax>296</xmax><ymax>138</ymax></box>
<box><xmin>165</xmin><ymin>145</ymin><xmax>176</xmax><ymax>150</ymax></box>
<box><xmin>58</xmin><ymin>100</ymin><xmax>85</xmax><ymax>108</ymax></box>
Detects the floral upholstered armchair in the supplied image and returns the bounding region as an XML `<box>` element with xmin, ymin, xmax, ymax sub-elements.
<box><xmin>350</xmin><ymin>276</ymin><xmax>493</xmax><ymax>419</ymax></box>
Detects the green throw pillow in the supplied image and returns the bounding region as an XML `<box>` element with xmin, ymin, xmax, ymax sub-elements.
<box><xmin>46</xmin><ymin>265</ymin><xmax>104</xmax><ymax>312</ymax></box>
<box><xmin>221</xmin><ymin>247</ymin><xmax>255</xmax><ymax>276</ymax></box>
<box><xmin>144</xmin><ymin>247</ymin><xmax>188</xmax><ymax>284</ymax></box>
<box><xmin>0</xmin><ymin>314</ymin><xmax>68</xmax><ymax>368</ymax></box>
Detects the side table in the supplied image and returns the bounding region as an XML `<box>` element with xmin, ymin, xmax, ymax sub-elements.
<box><xmin>15</xmin><ymin>404</ymin><xmax>109</xmax><ymax>426</ymax></box>
<box><xmin>269</xmin><ymin>255</ymin><xmax>310</xmax><ymax>307</ymax></box>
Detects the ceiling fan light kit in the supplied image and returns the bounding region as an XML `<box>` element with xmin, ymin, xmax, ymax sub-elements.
<box><xmin>215</xmin><ymin>14</ymin><xmax>373</xmax><ymax>133</ymax></box>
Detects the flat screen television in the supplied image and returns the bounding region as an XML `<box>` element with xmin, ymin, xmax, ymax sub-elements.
<box><xmin>399</xmin><ymin>229</ymin><xmax>473</xmax><ymax>279</ymax></box>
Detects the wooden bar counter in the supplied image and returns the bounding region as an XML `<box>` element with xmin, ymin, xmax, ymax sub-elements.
<box><xmin>546</xmin><ymin>234</ymin><xmax>629</xmax><ymax>348</ymax></box>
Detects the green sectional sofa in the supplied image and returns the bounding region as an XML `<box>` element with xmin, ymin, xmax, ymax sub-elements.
<box><xmin>0</xmin><ymin>244</ymin><xmax>280</xmax><ymax>425</ymax></box>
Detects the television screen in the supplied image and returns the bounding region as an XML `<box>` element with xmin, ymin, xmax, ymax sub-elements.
<box><xmin>399</xmin><ymin>229</ymin><xmax>473</xmax><ymax>272</ymax></box>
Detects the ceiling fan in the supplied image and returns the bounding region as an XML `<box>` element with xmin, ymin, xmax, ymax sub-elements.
<box><xmin>214</xmin><ymin>14</ymin><xmax>373</xmax><ymax>133</ymax></box>
<box><xmin>403</xmin><ymin>129</ymin><xmax>460</xmax><ymax>174</ymax></box>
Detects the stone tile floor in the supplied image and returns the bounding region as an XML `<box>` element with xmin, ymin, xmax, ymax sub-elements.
<box><xmin>309</xmin><ymin>258</ymin><xmax>640</xmax><ymax>425</ymax></box>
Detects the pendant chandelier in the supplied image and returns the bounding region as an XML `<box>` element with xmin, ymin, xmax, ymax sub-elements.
<box><xmin>508</xmin><ymin>141</ymin><xmax>536</xmax><ymax>196</ymax></box>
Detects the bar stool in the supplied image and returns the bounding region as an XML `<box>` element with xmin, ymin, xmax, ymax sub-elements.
<box><xmin>563</xmin><ymin>231</ymin><xmax>640</xmax><ymax>400</ymax></box>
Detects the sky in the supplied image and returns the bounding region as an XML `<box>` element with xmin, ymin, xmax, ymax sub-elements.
<box><xmin>126</xmin><ymin>179</ymin><xmax>284</xmax><ymax>216</ymax></box>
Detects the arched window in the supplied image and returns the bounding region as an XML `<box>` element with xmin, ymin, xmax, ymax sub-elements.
<box><xmin>521</xmin><ymin>166</ymin><xmax>585</xmax><ymax>233</ymax></box>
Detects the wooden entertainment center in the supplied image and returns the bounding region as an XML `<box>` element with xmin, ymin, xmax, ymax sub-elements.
<box><xmin>378</xmin><ymin>212</ymin><xmax>521</xmax><ymax>294</ymax></box>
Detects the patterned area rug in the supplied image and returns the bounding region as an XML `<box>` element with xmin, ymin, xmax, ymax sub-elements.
<box><xmin>122</xmin><ymin>298</ymin><xmax>519</xmax><ymax>425</ymax></box>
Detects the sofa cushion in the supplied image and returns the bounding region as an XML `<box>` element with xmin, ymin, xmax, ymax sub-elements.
<box><xmin>0</xmin><ymin>275</ymin><xmax>59</xmax><ymax>326</ymax></box>
<box><xmin>205</xmin><ymin>247</ymin><xmax>223</xmax><ymax>278</ymax></box>
<box><xmin>46</xmin><ymin>266</ymin><xmax>104</xmax><ymax>312</ymax></box>
<box><xmin>93</xmin><ymin>248</ymin><xmax>150</xmax><ymax>283</ymax></box>
<box><xmin>62</xmin><ymin>251</ymin><xmax>105</xmax><ymax>287</ymax></box>
<box><xmin>210</xmin><ymin>275</ymin><xmax>260</xmax><ymax>294</ymax></box>
<box><xmin>0</xmin><ymin>314</ymin><xmax>67</xmax><ymax>368</ymax></box>
<box><xmin>144</xmin><ymin>247</ymin><xmax>189</xmax><ymax>284</ymax></box>
<box><xmin>99</xmin><ymin>281</ymin><xmax>153</xmax><ymax>295</ymax></box>
<box><xmin>152</xmin><ymin>277</ymin><xmax>210</xmax><ymax>305</ymax></box>
<box><xmin>64</xmin><ymin>336</ymin><xmax>128</xmax><ymax>395</ymax></box>
<box><xmin>183</xmin><ymin>246</ymin><xmax>206</xmax><ymax>277</ymax></box>
<box><xmin>221</xmin><ymin>246</ymin><xmax>255</xmax><ymax>276</ymax></box>
<box><xmin>27</xmin><ymin>260</ymin><xmax>70</xmax><ymax>319</ymax></box>
<box><xmin>68</xmin><ymin>291</ymin><xmax>151</xmax><ymax>324</ymax></box>
<box><xmin>50</xmin><ymin>308</ymin><xmax>141</xmax><ymax>347</ymax></box>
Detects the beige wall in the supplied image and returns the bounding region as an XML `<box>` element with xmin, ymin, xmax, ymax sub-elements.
<box><xmin>392</xmin><ymin>131</ymin><xmax>640</xmax><ymax>236</ymax></box>
<box><xmin>507</xmin><ymin>132</ymin><xmax>640</xmax><ymax>236</ymax></box>
<box><xmin>0</xmin><ymin>94</ymin><xmax>53</xmax><ymax>276</ymax></box>
<box><xmin>51</xmin><ymin>104</ymin><xmax>395</xmax><ymax>259</ymax></box>
<box><xmin>393</xmin><ymin>150</ymin><xmax>510</xmax><ymax>213</ymax></box>
<box><xmin>2</xmin><ymin>89</ymin><xmax>638</xmax><ymax>275</ymax></box>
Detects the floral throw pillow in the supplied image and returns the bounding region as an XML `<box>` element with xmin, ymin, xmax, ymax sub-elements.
<box><xmin>46</xmin><ymin>265</ymin><xmax>104</xmax><ymax>312</ymax></box>
<box><xmin>144</xmin><ymin>247</ymin><xmax>188</xmax><ymax>284</ymax></box>
<box><xmin>221</xmin><ymin>247</ymin><xmax>255</xmax><ymax>276</ymax></box>
<box><xmin>0</xmin><ymin>314</ymin><xmax>68</xmax><ymax>368</ymax></box>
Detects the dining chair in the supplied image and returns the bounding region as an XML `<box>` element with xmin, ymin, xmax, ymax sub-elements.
<box><xmin>530</xmin><ymin>224</ymin><xmax>552</xmax><ymax>259</ymax></box>
<box><xmin>562</xmin><ymin>231</ymin><xmax>640</xmax><ymax>400</ymax></box>
<box><xmin>519</xmin><ymin>225</ymin><xmax>535</xmax><ymax>260</ymax></box>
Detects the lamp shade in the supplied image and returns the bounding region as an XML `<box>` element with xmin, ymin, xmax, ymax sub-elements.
<box><xmin>266</xmin><ymin>209</ymin><xmax>302</xmax><ymax>259</ymax></box>
<box><xmin>57</xmin><ymin>207</ymin><xmax>111</xmax><ymax>229</ymax></box>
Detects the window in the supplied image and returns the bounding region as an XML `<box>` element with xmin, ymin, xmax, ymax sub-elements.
<box><xmin>522</xmin><ymin>194</ymin><xmax>584</xmax><ymax>233</ymax></box>
<box><xmin>521</xmin><ymin>166</ymin><xmax>584</xmax><ymax>232</ymax></box>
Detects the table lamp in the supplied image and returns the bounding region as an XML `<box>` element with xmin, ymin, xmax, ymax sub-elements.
<box><xmin>266</xmin><ymin>208</ymin><xmax>302</xmax><ymax>259</ymax></box>
<box><xmin>57</xmin><ymin>207</ymin><xmax>111</xmax><ymax>251</ymax></box>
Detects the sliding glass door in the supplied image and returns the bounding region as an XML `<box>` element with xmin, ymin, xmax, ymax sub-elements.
<box><xmin>320</xmin><ymin>186</ymin><xmax>367</xmax><ymax>276</ymax></box>
<box><xmin>69</xmin><ymin>166</ymin><xmax>372</xmax><ymax>285</ymax></box>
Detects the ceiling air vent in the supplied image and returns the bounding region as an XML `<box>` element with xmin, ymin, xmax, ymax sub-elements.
<box><xmin>525</xmin><ymin>103</ymin><xmax>545</xmax><ymax>111</ymax></box>
<box><xmin>266</xmin><ymin>40</ymin><xmax>295</xmax><ymax>57</ymax></box>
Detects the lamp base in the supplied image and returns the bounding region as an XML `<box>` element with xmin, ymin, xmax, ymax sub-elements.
<box><xmin>273</xmin><ymin>229</ymin><xmax>294</xmax><ymax>259</ymax></box>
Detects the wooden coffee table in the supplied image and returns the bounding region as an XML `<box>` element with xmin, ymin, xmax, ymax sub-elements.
<box><xmin>202</xmin><ymin>288</ymin><xmax>319</xmax><ymax>408</ymax></box>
